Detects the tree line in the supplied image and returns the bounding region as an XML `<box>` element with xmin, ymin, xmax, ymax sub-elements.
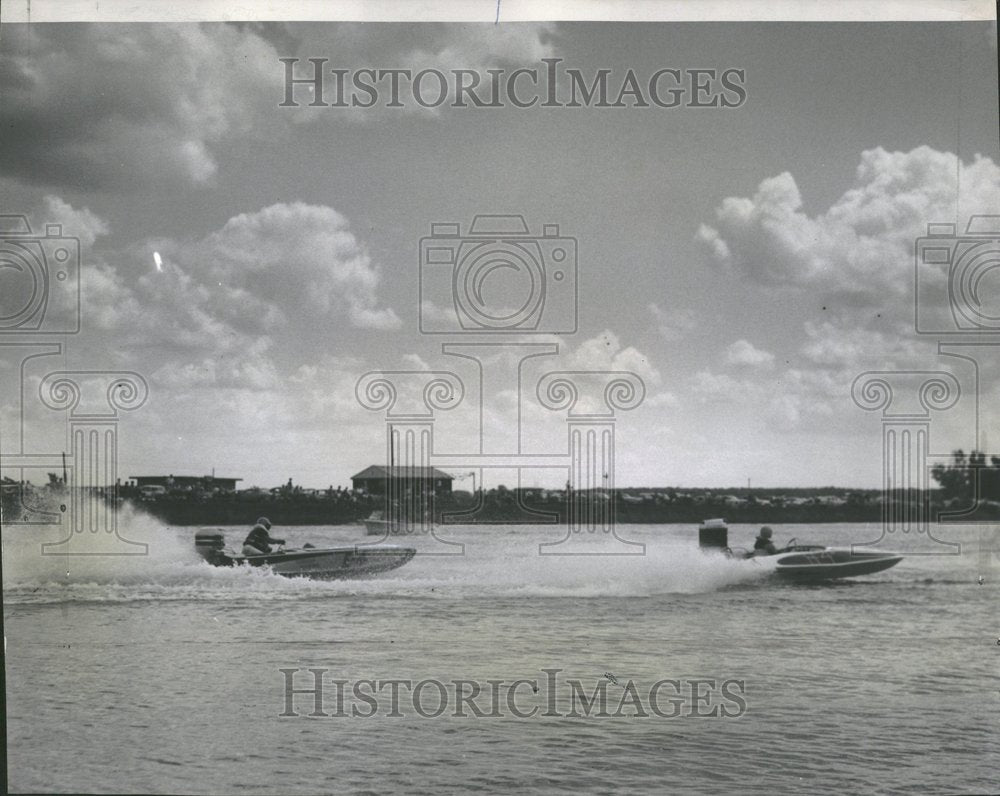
<box><xmin>930</xmin><ymin>450</ymin><xmax>1000</xmax><ymax>502</ymax></box>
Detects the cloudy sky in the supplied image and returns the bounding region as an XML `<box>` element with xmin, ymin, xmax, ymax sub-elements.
<box><xmin>1</xmin><ymin>16</ymin><xmax>998</xmax><ymax>490</ymax></box>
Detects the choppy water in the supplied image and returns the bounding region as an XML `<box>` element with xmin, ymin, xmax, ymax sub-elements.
<box><xmin>4</xmin><ymin>508</ymin><xmax>998</xmax><ymax>795</ymax></box>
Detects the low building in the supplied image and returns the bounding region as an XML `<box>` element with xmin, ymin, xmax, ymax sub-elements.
<box><xmin>350</xmin><ymin>465</ymin><xmax>454</xmax><ymax>495</ymax></box>
<box><xmin>129</xmin><ymin>474</ymin><xmax>242</xmax><ymax>493</ymax></box>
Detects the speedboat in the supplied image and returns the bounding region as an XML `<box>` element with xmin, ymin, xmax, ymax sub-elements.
<box><xmin>750</xmin><ymin>541</ymin><xmax>903</xmax><ymax>581</ymax></box>
<box><xmin>362</xmin><ymin>510</ymin><xmax>435</xmax><ymax>536</ymax></box>
<box><xmin>363</xmin><ymin>510</ymin><xmax>394</xmax><ymax>536</ymax></box>
<box><xmin>698</xmin><ymin>519</ymin><xmax>903</xmax><ymax>582</ymax></box>
<box><xmin>195</xmin><ymin>530</ymin><xmax>415</xmax><ymax>580</ymax></box>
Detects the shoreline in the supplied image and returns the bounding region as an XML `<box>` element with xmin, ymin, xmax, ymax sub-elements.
<box><xmin>130</xmin><ymin>497</ymin><xmax>999</xmax><ymax>527</ymax></box>
<box><xmin>5</xmin><ymin>488</ymin><xmax>996</xmax><ymax>527</ymax></box>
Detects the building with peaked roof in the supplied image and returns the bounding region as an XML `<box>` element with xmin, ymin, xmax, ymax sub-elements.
<box><xmin>350</xmin><ymin>465</ymin><xmax>453</xmax><ymax>495</ymax></box>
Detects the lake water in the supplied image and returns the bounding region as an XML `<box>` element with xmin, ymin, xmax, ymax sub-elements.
<box><xmin>4</xmin><ymin>509</ymin><xmax>998</xmax><ymax>795</ymax></box>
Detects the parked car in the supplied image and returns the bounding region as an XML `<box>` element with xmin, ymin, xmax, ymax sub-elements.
<box><xmin>139</xmin><ymin>485</ymin><xmax>167</xmax><ymax>500</ymax></box>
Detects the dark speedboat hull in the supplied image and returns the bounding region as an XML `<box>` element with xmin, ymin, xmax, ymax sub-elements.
<box><xmin>195</xmin><ymin>530</ymin><xmax>415</xmax><ymax>579</ymax></box>
<box><xmin>230</xmin><ymin>545</ymin><xmax>416</xmax><ymax>580</ymax></box>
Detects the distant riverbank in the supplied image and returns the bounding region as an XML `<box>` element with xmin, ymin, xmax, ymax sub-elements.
<box><xmin>5</xmin><ymin>485</ymin><xmax>995</xmax><ymax>528</ymax></box>
<box><xmin>124</xmin><ymin>494</ymin><xmax>998</xmax><ymax>527</ymax></box>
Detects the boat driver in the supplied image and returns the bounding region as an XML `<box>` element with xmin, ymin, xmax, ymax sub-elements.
<box><xmin>753</xmin><ymin>526</ymin><xmax>777</xmax><ymax>556</ymax></box>
<box><xmin>242</xmin><ymin>517</ymin><xmax>285</xmax><ymax>556</ymax></box>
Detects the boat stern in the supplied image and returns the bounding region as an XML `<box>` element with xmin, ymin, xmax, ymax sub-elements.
<box><xmin>195</xmin><ymin>530</ymin><xmax>229</xmax><ymax>565</ymax></box>
<box><xmin>698</xmin><ymin>518</ymin><xmax>729</xmax><ymax>552</ymax></box>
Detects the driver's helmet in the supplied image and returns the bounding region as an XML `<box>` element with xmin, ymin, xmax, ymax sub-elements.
<box><xmin>256</xmin><ymin>516</ymin><xmax>272</xmax><ymax>530</ymax></box>
<box><xmin>759</xmin><ymin>526</ymin><xmax>773</xmax><ymax>538</ymax></box>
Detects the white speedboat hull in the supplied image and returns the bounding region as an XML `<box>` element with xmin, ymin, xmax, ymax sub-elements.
<box><xmin>766</xmin><ymin>546</ymin><xmax>903</xmax><ymax>581</ymax></box>
<box><xmin>698</xmin><ymin>520</ymin><xmax>903</xmax><ymax>582</ymax></box>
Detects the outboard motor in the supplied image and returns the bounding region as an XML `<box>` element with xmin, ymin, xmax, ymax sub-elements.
<box><xmin>698</xmin><ymin>518</ymin><xmax>729</xmax><ymax>551</ymax></box>
<box><xmin>195</xmin><ymin>530</ymin><xmax>228</xmax><ymax>565</ymax></box>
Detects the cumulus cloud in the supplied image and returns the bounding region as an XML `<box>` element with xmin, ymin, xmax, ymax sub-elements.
<box><xmin>698</xmin><ymin>146</ymin><xmax>1000</xmax><ymax>308</ymax></box>
<box><xmin>22</xmin><ymin>197</ymin><xmax>400</xmax><ymax>392</ymax></box>
<box><xmin>648</xmin><ymin>302</ymin><xmax>697</xmax><ymax>341</ymax></box>
<box><xmin>565</xmin><ymin>329</ymin><xmax>661</xmax><ymax>387</ymax></box>
<box><xmin>401</xmin><ymin>353</ymin><xmax>431</xmax><ymax>371</ymax></box>
<box><xmin>690</xmin><ymin>369</ymin><xmax>745</xmax><ymax>401</ymax></box>
<box><xmin>36</xmin><ymin>195</ymin><xmax>109</xmax><ymax>248</ymax></box>
<box><xmin>404</xmin><ymin>22</ymin><xmax>556</xmax><ymax>74</ymax></box>
<box><xmin>285</xmin><ymin>22</ymin><xmax>558</xmax><ymax>121</ymax></box>
<box><xmin>87</xmin><ymin>201</ymin><xmax>402</xmax><ymax>358</ymax></box>
<box><xmin>767</xmin><ymin>393</ymin><xmax>803</xmax><ymax>427</ymax></box>
<box><xmin>542</xmin><ymin>329</ymin><xmax>674</xmax><ymax>417</ymax></box>
<box><xmin>0</xmin><ymin>23</ymin><xmax>283</xmax><ymax>188</ymax></box>
<box><xmin>695</xmin><ymin>146</ymin><xmax>1000</xmax><ymax>427</ymax></box>
<box><xmin>643</xmin><ymin>391</ymin><xmax>680</xmax><ymax>409</ymax></box>
<box><xmin>1</xmin><ymin>22</ymin><xmax>560</xmax><ymax>188</ymax></box>
<box><xmin>799</xmin><ymin>321</ymin><xmax>924</xmax><ymax>370</ymax></box>
<box><xmin>419</xmin><ymin>299</ymin><xmax>458</xmax><ymax>328</ymax></box>
<box><xmin>190</xmin><ymin>202</ymin><xmax>401</xmax><ymax>331</ymax></box>
<box><xmin>725</xmin><ymin>339</ymin><xmax>774</xmax><ymax>368</ymax></box>
<box><xmin>150</xmin><ymin>338</ymin><xmax>279</xmax><ymax>391</ymax></box>
<box><xmin>0</xmin><ymin>197</ymin><xmax>114</xmax><ymax>334</ymax></box>
<box><xmin>688</xmin><ymin>366</ymin><xmax>836</xmax><ymax>431</ymax></box>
